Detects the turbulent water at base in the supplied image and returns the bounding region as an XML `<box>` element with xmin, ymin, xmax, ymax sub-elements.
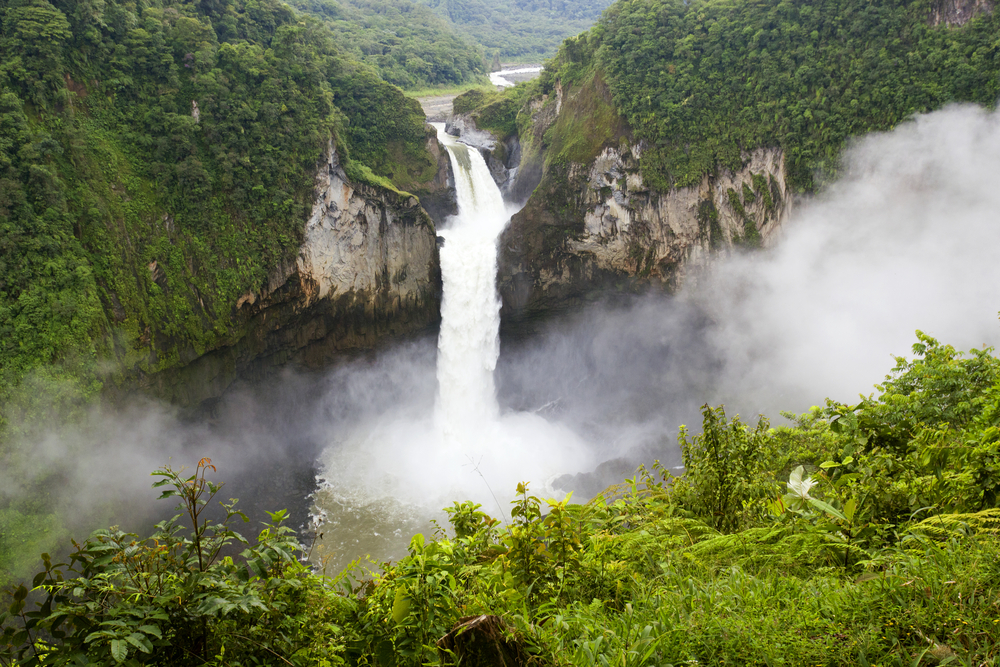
<box><xmin>309</xmin><ymin>124</ymin><xmax>591</xmax><ymax>573</ymax></box>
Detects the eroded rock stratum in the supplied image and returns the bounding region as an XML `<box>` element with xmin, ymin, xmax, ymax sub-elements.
<box><xmin>143</xmin><ymin>143</ymin><xmax>442</xmax><ymax>406</ymax></box>
<box><xmin>447</xmin><ymin>73</ymin><xmax>792</xmax><ymax>330</ymax></box>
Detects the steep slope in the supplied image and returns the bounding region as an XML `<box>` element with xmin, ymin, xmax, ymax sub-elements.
<box><xmin>0</xmin><ymin>0</ymin><xmax>447</xmax><ymax>429</ymax></box>
<box><xmin>455</xmin><ymin>0</ymin><xmax>1000</xmax><ymax>327</ymax></box>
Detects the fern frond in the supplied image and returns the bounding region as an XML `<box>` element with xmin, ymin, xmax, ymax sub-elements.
<box><xmin>686</xmin><ymin>526</ymin><xmax>866</xmax><ymax>571</ymax></box>
<box><xmin>909</xmin><ymin>508</ymin><xmax>1000</xmax><ymax>540</ymax></box>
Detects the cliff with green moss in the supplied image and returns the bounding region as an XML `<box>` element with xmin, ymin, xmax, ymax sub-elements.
<box><xmin>449</xmin><ymin>0</ymin><xmax>1000</xmax><ymax>327</ymax></box>
<box><xmin>0</xmin><ymin>0</ymin><xmax>449</xmax><ymax>429</ymax></box>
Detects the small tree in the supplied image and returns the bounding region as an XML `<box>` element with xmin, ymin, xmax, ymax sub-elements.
<box><xmin>0</xmin><ymin>459</ymin><xmax>354</xmax><ymax>666</ymax></box>
<box><xmin>673</xmin><ymin>405</ymin><xmax>778</xmax><ymax>533</ymax></box>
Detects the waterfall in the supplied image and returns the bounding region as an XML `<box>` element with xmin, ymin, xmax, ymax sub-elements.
<box><xmin>433</xmin><ymin>124</ymin><xmax>511</xmax><ymax>446</ymax></box>
<box><xmin>310</xmin><ymin>123</ymin><xmax>591</xmax><ymax>572</ymax></box>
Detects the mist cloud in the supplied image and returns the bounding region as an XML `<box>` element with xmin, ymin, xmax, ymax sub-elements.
<box><xmin>702</xmin><ymin>103</ymin><xmax>1000</xmax><ymax>410</ymax></box>
<box><xmin>497</xmin><ymin>103</ymin><xmax>1000</xmax><ymax>470</ymax></box>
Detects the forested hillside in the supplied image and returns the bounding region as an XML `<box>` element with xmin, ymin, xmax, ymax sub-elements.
<box><xmin>467</xmin><ymin>0</ymin><xmax>998</xmax><ymax>193</ymax></box>
<box><xmin>286</xmin><ymin>0</ymin><xmax>487</xmax><ymax>89</ymax></box>
<box><xmin>0</xmin><ymin>0</ymin><xmax>437</xmax><ymax>435</ymax></box>
<box><xmin>563</xmin><ymin>0</ymin><xmax>1000</xmax><ymax>190</ymax></box>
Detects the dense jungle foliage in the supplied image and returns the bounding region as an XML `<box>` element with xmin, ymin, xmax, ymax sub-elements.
<box><xmin>285</xmin><ymin>0</ymin><xmax>487</xmax><ymax>89</ymax></box>
<box><xmin>597</xmin><ymin>0</ymin><xmax>1000</xmax><ymax>190</ymax></box>
<box><xmin>0</xmin><ymin>0</ymin><xmax>437</xmax><ymax>435</ymax></box>
<box><xmin>5</xmin><ymin>332</ymin><xmax>1000</xmax><ymax>665</ymax></box>
<box><xmin>487</xmin><ymin>0</ymin><xmax>1000</xmax><ymax>191</ymax></box>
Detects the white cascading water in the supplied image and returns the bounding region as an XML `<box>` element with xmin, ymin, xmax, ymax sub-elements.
<box><xmin>310</xmin><ymin>123</ymin><xmax>591</xmax><ymax>572</ymax></box>
<box><xmin>433</xmin><ymin>125</ymin><xmax>508</xmax><ymax>445</ymax></box>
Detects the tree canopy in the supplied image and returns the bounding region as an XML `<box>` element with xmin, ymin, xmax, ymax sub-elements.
<box><xmin>0</xmin><ymin>0</ymin><xmax>435</xmax><ymax>435</ymax></box>
<box><xmin>525</xmin><ymin>0</ymin><xmax>1000</xmax><ymax>191</ymax></box>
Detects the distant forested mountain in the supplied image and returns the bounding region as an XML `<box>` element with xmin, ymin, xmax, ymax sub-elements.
<box><xmin>291</xmin><ymin>0</ymin><xmax>615</xmax><ymax>72</ymax></box>
<box><xmin>417</xmin><ymin>0</ymin><xmax>615</xmax><ymax>62</ymax></box>
<box><xmin>286</xmin><ymin>0</ymin><xmax>487</xmax><ymax>88</ymax></box>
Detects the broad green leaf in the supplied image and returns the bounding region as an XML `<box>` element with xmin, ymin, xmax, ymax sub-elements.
<box><xmin>126</xmin><ymin>633</ymin><xmax>153</xmax><ymax>653</ymax></box>
<box><xmin>247</xmin><ymin>559</ymin><xmax>267</xmax><ymax>579</ymax></box>
<box><xmin>843</xmin><ymin>497</ymin><xmax>857</xmax><ymax>522</ymax></box>
<box><xmin>392</xmin><ymin>585</ymin><xmax>413</xmax><ymax>624</ymax></box>
<box><xmin>198</xmin><ymin>597</ymin><xmax>231</xmax><ymax>616</ymax></box>
<box><xmin>110</xmin><ymin>638</ymin><xmax>128</xmax><ymax>663</ymax></box>
<box><xmin>807</xmin><ymin>497</ymin><xmax>847</xmax><ymax>522</ymax></box>
<box><xmin>137</xmin><ymin>625</ymin><xmax>162</xmax><ymax>639</ymax></box>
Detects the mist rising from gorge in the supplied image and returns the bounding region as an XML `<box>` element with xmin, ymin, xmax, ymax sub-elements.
<box><xmin>498</xmin><ymin>103</ymin><xmax>1000</xmax><ymax>467</ymax></box>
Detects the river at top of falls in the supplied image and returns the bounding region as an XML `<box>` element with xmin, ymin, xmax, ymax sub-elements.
<box><xmin>309</xmin><ymin>124</ymin><xmax>592</xmax><ymax>572</ymax></box>
<box><xmin>489</xmin><ymin>66</ymin><xmax>543</xmax><ymax>88</ymax></box>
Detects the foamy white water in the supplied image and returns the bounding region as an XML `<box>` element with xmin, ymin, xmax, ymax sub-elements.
<box><xmin>310</xmin><ymin>124</ymin><xmax>592</xmax><ymax>570</ymax></box>
<box><xmin>434</xmin><ymin>127</ymin><xmax>510</xmax><ymax>444</ymax></box>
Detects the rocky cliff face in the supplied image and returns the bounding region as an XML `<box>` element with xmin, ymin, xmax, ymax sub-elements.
<box><xmin>444</xmin><ymin>115</ymin><xmax>523</xmax><ymax>198</ymax></box>
<box><xmin>141</xmin><ymin>143</ymin><xmax>442</xmax><ymax>407</ymax></box>
<box><xmin>498</xmin><ymin>141</ymin><xmax>791</xmax><ymax>325</ymax></box>
<box><xmin>471</xmin><ymin>73</ymin><xmax>794</xmax><ymax>330</ymax></box>
<box><xmin>929</xmin><ymin>0</ymin><xmax>993</xmax><ymax>25</ymax></box>
<box><xmin>415</xmin><ymin>131</ymin><xmax>459</xmax><ymax>223</ymax></box>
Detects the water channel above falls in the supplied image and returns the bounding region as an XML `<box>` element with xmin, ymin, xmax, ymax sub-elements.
<box><xmin>308</xmin><ymin>125</ymin><xmax>593</xmax><ymax>572</ymax></box>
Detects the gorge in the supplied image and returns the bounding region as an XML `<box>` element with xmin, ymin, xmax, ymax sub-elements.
<box><xmin>5</xmin><ymin>0</ymin><xmax>1000</xmax><ymax>662</ymax></box>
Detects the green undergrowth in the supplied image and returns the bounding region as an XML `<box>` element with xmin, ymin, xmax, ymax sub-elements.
<box><xmin>6</xmin><ymin>331</ymin><xmax>1000</xmax><ymax>665</ymax></box>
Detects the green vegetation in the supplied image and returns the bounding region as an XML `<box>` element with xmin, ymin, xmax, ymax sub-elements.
<box><xmin>415</xmin><ymin>0</ymin><xmax>614</xmax><ymax>62</ymax></box>
<box><xmin>0</xmin><ymin>0</ymin><xmax>437</xmax><ymax>434</ymax></box>
<box><xmin>285</xmin><ymin>0</ymin><xmax>487</xmax><ymax>90</ymax></box>
<box><xmin>6</xmin><ymin>331</ymin><xmax>1000</xmax><ymax>665</ymax></box>
<box><xmin>470</xmin><ymin>0</ymin><xmax>1000</xmax><ymax>193</ymax></box>
<box><xmin>452</xmin><ymin>85</ymin><xmax>534</xmax><ymax>138</ymax></box>
<box><xmin>2</xmin><ymin>460</ymin><xmax>353</xmax><ymax>666</ymax></box>
<box><xmin>595</xmin><ymin>0</ymin><xmax>1000</xmax><ymax>191</ymax></box>
<box><xmin>0</xmin><ymin>0</ymin><xmax>443</xmax><ymax>585</ymax></box>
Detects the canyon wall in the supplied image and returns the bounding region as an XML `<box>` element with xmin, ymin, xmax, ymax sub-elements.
<box><xmin>140</xmin><ymin>142</ymin><xmax>443</xmax><ymax>407</ymax></box>
<box><xmin>451</xmin><ymin>73</ymin><xmax>792</xmax><ymax>331</ymax></box>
